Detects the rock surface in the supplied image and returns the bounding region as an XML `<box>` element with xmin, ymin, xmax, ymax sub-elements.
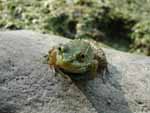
<box><xmin>0</xmin><ymin>30</ymin><xmax>150</xmax><ymax>113</ymax></box>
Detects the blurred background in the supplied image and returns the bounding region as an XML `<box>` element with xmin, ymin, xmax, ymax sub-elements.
<box><xmin>0</xmin><ymin>0</ymin><xmax>150</xmax><ymax>56</ymax></box>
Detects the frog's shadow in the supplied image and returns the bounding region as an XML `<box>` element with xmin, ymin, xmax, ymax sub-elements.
<box><xmin>72</xmin><ymin>64</ymin><xmax>133</xmax><ymax>113</ymax></box>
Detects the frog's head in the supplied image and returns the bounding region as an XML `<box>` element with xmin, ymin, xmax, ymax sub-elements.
<box><xmin>55</xmin><ymin>40</ymin><xmax>94</xmax><ymax>73</ymax></box>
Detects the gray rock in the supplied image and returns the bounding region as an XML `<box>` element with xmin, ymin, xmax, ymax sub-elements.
<box><xmin>0</xmin><ymin>30</ymin><xmax>150</xmax><ymax>113</ymax></box>
<box><xmin>75</xmin><ymin>49</ymin><xmax>150</xmax><ymax>113</ymax></box>
<box><xmin>0</xmin><ymin>30</ymin><xmax>97</xmax><ymax>113</ymax></box>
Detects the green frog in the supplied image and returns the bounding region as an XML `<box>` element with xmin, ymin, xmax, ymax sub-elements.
<box><xmin>47</xmin><ymin>39</ymin><xmax>107</xmax><ymax>80</ymax></box>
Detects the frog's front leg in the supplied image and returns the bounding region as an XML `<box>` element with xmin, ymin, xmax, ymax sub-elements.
<box><xmin>89</xmin><ymin>60</ymin><xmax>98</xmax><ymax>80</ymax></box>
<box><xmin>55</xmin><ymin>67</ymin><xmax>71</xmax><ymax>81</ymax></box>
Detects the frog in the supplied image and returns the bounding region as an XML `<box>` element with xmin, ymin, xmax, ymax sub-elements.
<box><xmin>47</xmin><ymin>39</ymin><xmax>107</xmax><ymax>80</ymax></box>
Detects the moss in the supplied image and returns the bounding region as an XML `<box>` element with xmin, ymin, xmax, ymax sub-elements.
<box><xmin>131</xmin><ymin>20</ymin><xmax>150</xmax><ymax>55</ymax></box>
<box><xmin>0</xmin><ymin>0</ymin><xmax>150</xmax><ymax>55</ymax></box>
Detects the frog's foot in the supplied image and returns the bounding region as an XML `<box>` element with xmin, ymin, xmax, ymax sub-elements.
<box><xmin>49</xmin><ymin>65</ymin><xmax>55</xmax><ymax>76</ymax></box>
<box><xmin>101</xmin><ymin>66</ymin><xmax>109</xmax><ymax>83</ymax></box>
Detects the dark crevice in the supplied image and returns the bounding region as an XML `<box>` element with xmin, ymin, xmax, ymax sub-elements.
<box><xmin>97</xmin><ymin>17</ymin><xmax>136</xmax><ymax>51</ymax></box>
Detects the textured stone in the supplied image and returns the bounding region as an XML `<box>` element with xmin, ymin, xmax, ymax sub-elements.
<box><xmin>0</xmin><ymin>31</ymin><xmax>97</xmax><ymax>113</ymax></box>
<box><xmin>75</xmin><ymin>48</ymin><xmax>150</xmax><ymax>113</ymax></box>
<box><xmin>0</xmin><ymin>30</ymin><xmax>150</xmax><ymax>113</ymax></box>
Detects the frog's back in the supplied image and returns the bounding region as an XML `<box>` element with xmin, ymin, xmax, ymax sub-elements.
<box><xmin>69</xmin><ymin>40</ymin><xmax>94</xmax><ymax>60</ymax></box>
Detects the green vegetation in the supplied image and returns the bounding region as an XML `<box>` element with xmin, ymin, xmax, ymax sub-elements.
<box><xmin>0</xmin><ymin>0</ymin><xmax>150</xmax><ymax>55</ymax></box>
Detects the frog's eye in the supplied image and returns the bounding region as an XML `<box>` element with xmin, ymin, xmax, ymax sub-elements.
<box><xmin>81</xmin><ymin>54</ymin><xmax>85</xmax><ymax>59</ymax></box>
<box><xmin>77</xmin><ymin>53</ymin><xmax>85</xmax><ymax>62</ymax></box>
<box><xmin>58</xmin><ymin>46</ymin><xmax>64</xmax><ymax>52</ymax></box>
<box><xmin>58</xmin><ymin>45</ymin><xmax>68</xmax><ymax>53</ymax></box>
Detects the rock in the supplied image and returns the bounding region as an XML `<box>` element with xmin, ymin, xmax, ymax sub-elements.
<box><xmin>0</xmin><ymin>30</ymin><xmax>150</xmax><ymax>113</ymax></box>
<box><xmin>0</xmin><ymin>31</ymin><xmax>97</xmax><ymax>113</ymax></box>
<box><xmin>75</xmin><ymin>48</ymin><xmax>150</xmax><ymax>113</ymax></box>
